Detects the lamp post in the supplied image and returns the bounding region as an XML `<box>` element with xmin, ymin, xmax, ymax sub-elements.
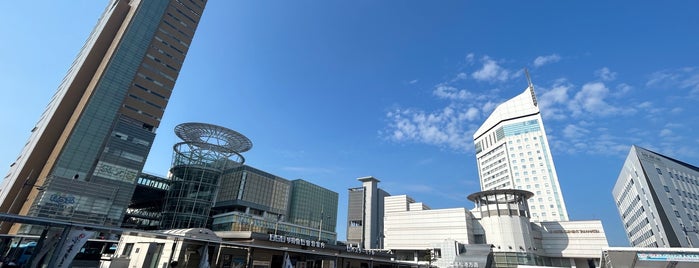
<box><xmin>275</xmin><ymin>215</ymin><xmax>283</xmax><ymax>236</ymax></box>
<box><xmin>317</xmin><ymin>208</ymin><xmax>330</xmax><ymax>242</ymax></box>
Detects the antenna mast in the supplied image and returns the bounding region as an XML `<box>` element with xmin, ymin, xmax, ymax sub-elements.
<box><xmin>524</xmin><ymin>68</ymin><xmax>534</xmax><ymax>89</ymax></box>
<box><xmin>524</xmin><ymin>68</ymin><xmax>538</xmax><ymax>106</ymax></box>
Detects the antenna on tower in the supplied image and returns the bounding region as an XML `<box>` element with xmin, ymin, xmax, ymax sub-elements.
<box><xmin>524</xmin><ymin>68</ymin><xmax>534</xmax><ymax>89</ymax></box>
<box><xmin>524</xmin><ymin>68</ymin><xmax>538</xmax><ymax>106</ymax></box>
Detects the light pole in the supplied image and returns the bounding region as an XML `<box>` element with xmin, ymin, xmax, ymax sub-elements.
<box><xmin>275</xmin><ymin>215</ymin><xmax>283</xmax><ymax>236</ymax></box>
<box><xmin>317</xmin><ymin>208</ymin><xmax>330</xmax><ymax>242</ymax></box>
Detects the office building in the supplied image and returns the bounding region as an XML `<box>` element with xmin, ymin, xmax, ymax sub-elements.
<box><xmin>211</xmin><ymin>165</ymin><xmax>339</xmax><ymax>243</ymax></box>
<box><xmin>472</xmin><ymin>84</ymin><xmax>569</xmax><ymax>222</ymax></box>
<box><xmin>288</xmin><ymin>179</ymin><xmax>339</xmax><ymax>242</ymax></box>
<box><xmin>0</xmin><ymin>0</ymin><xmax>208</xmax><ymax>233</ymax></box>
<box><xmin>612</xmin><ymin>145</ymin><xmax>699</xmax><ymax>247</ymax></box>
<box><xmin>346</xmin><ymin>176</ymin><xmax>390</xmax><ymax>249</ymax></box>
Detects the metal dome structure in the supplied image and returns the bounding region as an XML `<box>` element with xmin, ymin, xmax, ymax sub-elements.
<box><xmin>161</xmin><ymin>123</ymin><xmax>252</xmax><ymax>229</ymax></box>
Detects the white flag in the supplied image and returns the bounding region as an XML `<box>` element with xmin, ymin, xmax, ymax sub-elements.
<box><xmin>55</xmin><ymin>229</ymin><xmax>93</xmax><ymax>268</ymax></box>
<box><xmin>283</xmin><ymin>252</ymin><xmax>294</xmax><ymax>268</ymax></box>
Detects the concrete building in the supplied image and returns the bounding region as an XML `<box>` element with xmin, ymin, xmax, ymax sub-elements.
<box><xmin>0</xmin><ymin>0</ymin><xmax>208</xmax><ymax>234</ymax></box>
<box><xmin>612</xmin><ymin>145</ymin><xmax>699</xmax><ymax>248</ymax></box>
<box><xmin>362</xmin><ymin>175</ymin><xmax>608</xmax><ymax>268</ymax></box>
<box><xmin>347</xmin><ymin>176</ymin><xmax>390</xmax><ymax>249</ymax></box>
<box><xmin>391</xmin><ymin>190</ymin><xmax>606</xmax><ymax>267</ymax></box>
<box><xmin>473</xmin><ymin>84</ymin><xmax>569</xmax><ymax>222</ymax></box>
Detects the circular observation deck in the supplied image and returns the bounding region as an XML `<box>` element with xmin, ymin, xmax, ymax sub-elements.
<box><xmin>467</xmin><ymin>189</ymin><xmax>534</xmax><ymax>218</ymax></box>
<box><xmin>175</xmin><ymin>122</ymin><xmax>252</xmax><ymax>153</ymax></box>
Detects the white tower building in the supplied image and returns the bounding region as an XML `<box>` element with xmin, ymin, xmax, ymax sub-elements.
<box><xmin>472</xmin><ymin>85</ymin><xmax>569</xmax><ymax>222</ymax></box>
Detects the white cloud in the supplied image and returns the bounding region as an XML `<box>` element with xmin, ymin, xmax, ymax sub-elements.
<box><xmin>481</xmin><ymin>101</ymin><xmax>498</xmax><ymax>115</ymax></box>
<box><xmin>433</xmin><ymin>85</ymin><xmax>473</xmax><ymax>100</ymax></box>
<box><xmin>646</xmin><ymin>67</ymin><xmax>699</xmax><ymax>94</ymax></box>
<box><xmin>454</xmin><ymin>72</ymin><xmax>469</xmax><ymax>81</ymax></box>
<box><xmin>658</xmin><ymin>128</ymin><xmax>673</xmax><ymax>137</ymax></box>
<box><xmin>409</xmin><ymin>79</ymin><xmax>418</xmax><ymax>84</ymax></box>
<box><xmin>637</xmin><ymin>101</ymin><xmax>653</xmax><ymax>109</ymax></box>
<box><xmin>465</xmin><ymin>53</ymin><xmax>475</xmax><ymax>63</ymax></box>
<box><xmin>472</xmin><ymin>56</ymin><xmax>510</xmax><ymax>82</ymax></box>
<box><xmin>385</xmin><ymin>105</ymin><xmax>479</xmax><ymax>151</ymax></box>
<box><xmin>533</xmin><ymin>54</ymin><xmax>561</xmax><ymax>68</ymax></box>
<box><xmin>537</xmin><ymin>81</ymin><xmax>572</xmax><ymax>120</ymax></box>
<box><xmin>568</xmin><ymin>82</ymin><xmax>633</xmax><ymax>116</ymax></box>
<box><xmin>562</xmin><ymin>124</ymin><xmax>589</xmax><ymax>140</ymax></box>
<box><xmin>594</xmin><ymin>67</ymin><xmax>617</xmax><ymax>81</ymax></box>
<box><xmin>464</xmin><ymin>107</ymin><xmax>480</xmax><ymax>121</ymax></box>
<box><xmin>613</xmin><ymin>83</ymin><xmax>632</xmax><ymax>97</ymax></box>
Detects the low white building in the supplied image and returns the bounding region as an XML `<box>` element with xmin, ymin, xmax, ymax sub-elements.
<box><xmin>382</xmin><ymin>189</ymin><xmax>609</xmax><ymax>268</ymax></box>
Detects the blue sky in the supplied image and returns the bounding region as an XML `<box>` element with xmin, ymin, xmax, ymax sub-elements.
<box><xmin>2</xmin><ymin>1</ymin><xmax>699</xmax><ymax>247</ymax></box>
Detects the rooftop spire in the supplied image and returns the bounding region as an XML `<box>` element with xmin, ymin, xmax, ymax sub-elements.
<box><xmin>524</xmin><ymin>68</ymin><xmax>538</xmax><ymax>107</ymax></box>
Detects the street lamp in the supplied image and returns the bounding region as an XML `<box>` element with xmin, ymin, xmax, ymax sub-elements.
<box><xmin>275</xmin><ymin>215</ymin><xmax>283</xmax><ymax>236</ymax></box>
<box><xmin>318</xmin><ymin>215</ymin><xmax>330</xmax><ymax>241</ymax></box>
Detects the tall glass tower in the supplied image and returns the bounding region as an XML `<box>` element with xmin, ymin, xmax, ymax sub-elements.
<box><xmin>473</xmin><ymin>85</ymin><xmax>569</xmax><ymax>222</ymax></box>
<box><xmin>0</xmin><ymin>0</ymin><xmax>208</xmax><ymax>233</ymax></box>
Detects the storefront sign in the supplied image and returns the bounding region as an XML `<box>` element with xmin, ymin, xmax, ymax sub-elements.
<box><xmin>50</xmin><ymin>193</ymin><xmax>76</xmax><ymax>205</ymax></box>
<box><xmin>345</xmin><ymin>245</ymin><xmax>392</xmax><ymax>256</ymax></box>
<box><xmin>268</xmin><ymin>234</ymin><xmax>325</xmax><ymax>248</ymax></box>
<box><xmin>550</xmin><ymin>229</ymin><xmax>600</xmax><ymax>234</ymax></box>
<box><xmin>450</xmin><ymin>261</ymin><xmax>479</xmax><ymax>268</ymax></box>
<box><xmin>638</xmin><ymin>253</ymin><xmax>699</xmax><ymax>262</ymax></box>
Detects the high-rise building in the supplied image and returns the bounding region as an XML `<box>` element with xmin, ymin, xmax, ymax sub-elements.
<box><xmin>612</xmin><ymin>145</ymin><xmax>699</xmax><ymax>247</ymax></box>
<box><xmin>472</xmin><ymin>85</ymin><xmax>569</xmax><ymax>222</ymax></box>
<box><xmin>346</xmin><ymin>176</ymin><xmax>390</xmax><ymax>249</ymax></box>
<box><xmin>0</xmin><ymin>0</ymin><xmax>207</xmax><ymax>233</ymax></box>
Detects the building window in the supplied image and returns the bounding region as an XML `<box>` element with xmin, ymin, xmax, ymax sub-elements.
<box><xmin>670</xmin><ymin>198</ymin><xmax>675</xmax><ymax>205</ymax></box>
<box><xmin>122</xmin><ymin>243</ymin><xmax>134</xmax><ymax>257</ymax></box>
<box><xmin>664</xmin><ymin>186</ymin><xmax>670</xmax><ymax>192</ymax></box>
<box><xmin>657</xmin><ymin>168</ymin><xmax>662</xmax><ymax>174</ymax></box>
<box><xmin>675</xmin><ymin>211</ymin><xmax>681</xmax><ymax>217</ymax></box>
